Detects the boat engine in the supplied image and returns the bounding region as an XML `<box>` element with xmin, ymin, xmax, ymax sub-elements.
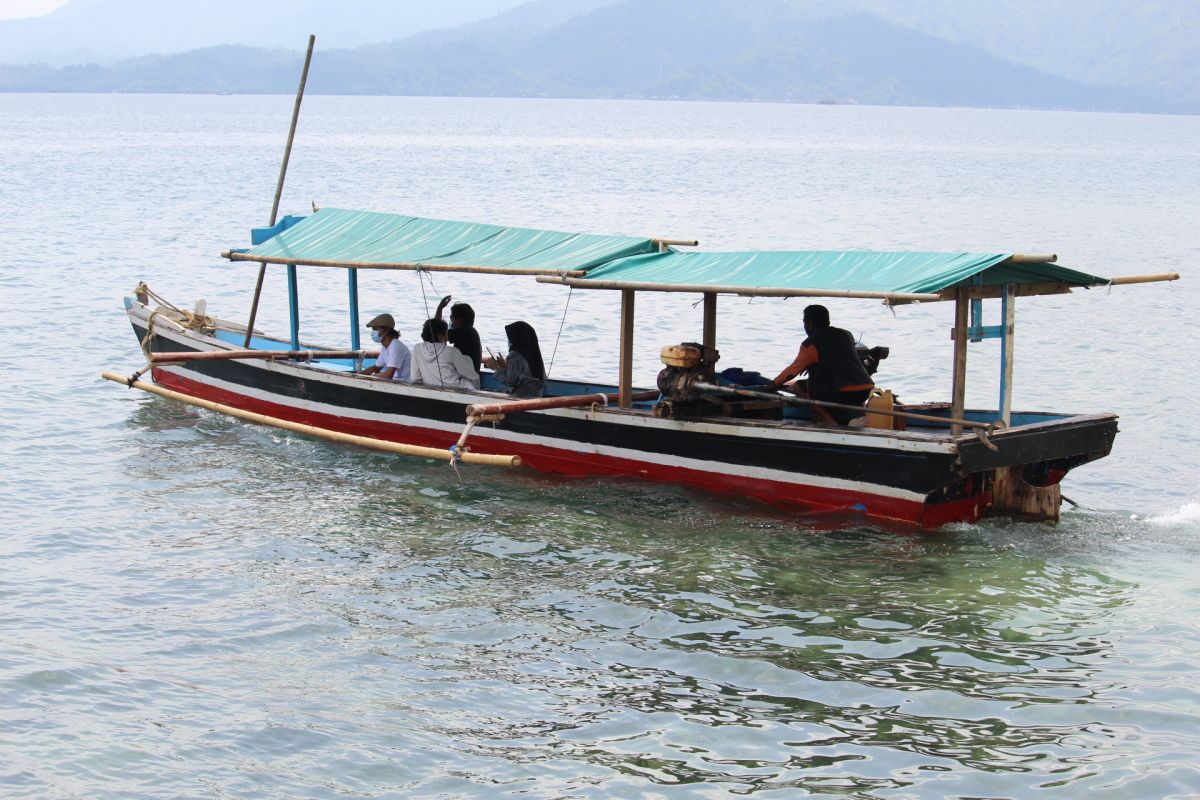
<box><xmin>654</xmin><ymin>342</ymin><xmax>888</xmax><ymax>419</ymax></box>
<box><xmin>654</xmin><ymin>343</ymin><xmax>719</xmax><ymax>417</ymax></box>
<box><xmin>857</xmin><ymin>344</ymin><xmax>889</xmax><ymax>376</ymax></box>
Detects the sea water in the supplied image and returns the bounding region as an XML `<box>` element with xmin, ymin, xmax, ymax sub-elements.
<box><xmin>1</xmin><ymin>93</ymin><xmax>1198</xmax><ymax>798</ymax></box>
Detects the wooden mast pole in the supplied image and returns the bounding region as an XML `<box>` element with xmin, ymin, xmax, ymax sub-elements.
<box><xmin>950</xmin><ymin>284</ymin><xmax>969</xmax><ymax>435</ymax></box>
<box><xmin>243</xmin><ymin>34</ymin><xmax>316</xmax><ymax>348</ymax></box>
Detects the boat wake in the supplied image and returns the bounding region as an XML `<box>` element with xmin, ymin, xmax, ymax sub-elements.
<box><xmin>1145</xmin><ymin>501</ymin><xmax>1200</xmax><ymax>527</ymax></box>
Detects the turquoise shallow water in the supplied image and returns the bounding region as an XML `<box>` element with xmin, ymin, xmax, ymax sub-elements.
<box><xmin>1</xmin><ymin>94</ymin><xmax>1198</xmax><ymax>798</ymax></box>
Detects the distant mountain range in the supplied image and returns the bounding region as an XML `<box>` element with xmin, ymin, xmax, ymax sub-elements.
<box><xmin>0</xmin><ymin>0</ymin><xmax>530</xmax><ymax>65</ymax></box>
<box><xmin>1</xmin><ymin>0</ymin><xmax>1195</xmax><ymax>113</ymax></box>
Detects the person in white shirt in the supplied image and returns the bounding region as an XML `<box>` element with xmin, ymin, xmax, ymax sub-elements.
<box><xmin>410</xmin><ymin>318</ymin><xmax>480</xmax><ymax>390</ymax></box>
<box><xmin>360</xmin><ymin>313</ymin><xmax>410</xmax><ymax>381</ymax></box>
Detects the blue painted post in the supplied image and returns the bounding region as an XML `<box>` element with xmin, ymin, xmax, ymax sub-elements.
<box><xmin>969</xmin><ymin>275</ymin><xmax>984</xmax><ymax>342</ymax></box>
<box><xmin>348</xmin><ymin>268</ymin><xmax>360</xmax><ymax>350</ymax></box>
<box><xmin>998</xmin><ymin>284</ymin><xmax>1015</xmax><ymax>426</ymax></box>
<box><xmin>287</xmin><ymin>264</ymin><xmax>300</xmax><ymax>350</ymax></box>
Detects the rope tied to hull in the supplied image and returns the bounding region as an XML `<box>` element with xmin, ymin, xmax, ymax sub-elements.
<box><xmin>974</xmin><ymin>425</ymin><xmax>1000</xmax><ymax>452</ymax></box>
<box><xmin>136</xmin><ymin>283</ymin><xmax>216</xmax><ymax>332</ymax></box>
<box><xmin>139</xmin><ymin>309</ymin><xmax>158</xmax><ymax>361</ymax></box>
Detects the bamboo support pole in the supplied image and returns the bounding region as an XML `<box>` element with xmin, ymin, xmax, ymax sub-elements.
<box><xmin>1008</xmin><ymin>254</ymin><xmax>1057</xmax><ymax>263</ymax></box>
<box><xmin>619</xmin><ymin>289</ymin><xmax>635</xmax><ymax>408</ymax></box>
<box><xmin>244</xmin><ymin>34</ymin><xmax>316</xmax><ymax>348</ymax></box>
<box><xmin>150</xmin><ymin>349</ymin><xmax>378</xmax><ymax>363</ymax></box>
<box><xmin>702</xmin><ymin>292</ymin><xmax>717</xmax><ymax>350</ymax></box>
<box><xmin>651</xmin><ymin>238</ymin><xmax>699</xmax><ymax>247</ymax></box>
<box><xmin>999</xmin><ymin>284</ymin><xmax>1016</xmax><ymax>427</ymax></box>
<box><xmin>950</xmin><ymin>285</ymin><xmax>970</xmax><ymax>436</ymax></box>
<box><xmin>101</xmin><ymin>371</ymin><xmax>521</xmax><ymax>468</ymax></box>
<box><xmin>1107</xmin><ymin>272</ymin><xmax>1180</xmax><ymax>285</ymax></box>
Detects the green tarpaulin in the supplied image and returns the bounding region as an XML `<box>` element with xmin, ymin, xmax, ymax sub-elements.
<box><xmin>228</xmin><ymin>208</ymin><xmax>1109</xmax><ymax>300</ymax></box>
<box><xmin>577</xmin><ymin>250</ymin><xmax>1108</xmax><ymax>297</ymax></box>
<box><xmin>226</xmin><ymin>208</ymin><xmax>659</xmax><ymax>275</ymax></box>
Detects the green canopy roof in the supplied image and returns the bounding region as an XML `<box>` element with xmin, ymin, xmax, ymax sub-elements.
<box><xmin>227</xmin><ymin>208</ymin><xmax>1112</xmax><ymax>303</ymax></box>
<box><xmin>224</xmin><ymin>207</ymin><xmax>659</xmax><ymax>276</ymax></box>
<box><xmin>562</xmin><ymin>250</ymin><xmax>1108</xmax><ymax>302</ymax></box>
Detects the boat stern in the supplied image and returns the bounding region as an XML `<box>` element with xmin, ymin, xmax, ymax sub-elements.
<box><xmin>956</xmin><ymin>413</ymin><xmax>1119</xmax><ymax>522</ymax></box>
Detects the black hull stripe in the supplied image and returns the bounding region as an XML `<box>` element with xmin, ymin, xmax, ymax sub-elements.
<box><xmin>136</xmin><ymin>325</ymin><xmax>964</xmax><ymax>494</ymax></box>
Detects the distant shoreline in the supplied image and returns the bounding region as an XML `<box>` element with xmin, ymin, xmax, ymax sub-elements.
<box><xmin>2</xmin><ymin>90</ymin><xmax>1195</xmax><ymax>117</ymax></box>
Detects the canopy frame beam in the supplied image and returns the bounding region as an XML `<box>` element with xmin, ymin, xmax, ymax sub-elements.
<box><xmin>536</xmin><ymin>275</ymin><xmax>940</xmax><ymax>304</ymax></box>
<box><xmin>224</xmin><ymin>251</ymin><xmax>589</xmax><ymax>277</ymax></box>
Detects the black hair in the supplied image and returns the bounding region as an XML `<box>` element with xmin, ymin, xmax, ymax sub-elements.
<box><xmin>450</xmin><ymin>303</ymin><xmax>475</xmax><ymax>327</ymax></box>
<box><xmin>803</xmin><ymin>304</ymin><xmax>830</xmax><ymax>329</ymax></box>
<box><xmin>504</xmin><ymin>320</ymin><xmax>545</xmax><ymax>380</ymax></box>
<box><xmin>421</xmin><ymin>318</ymin><xmax>448</xmax><ymax>342</ymax></box>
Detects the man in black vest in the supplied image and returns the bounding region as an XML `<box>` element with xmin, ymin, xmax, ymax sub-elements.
<box><xmin>766</xmin><ymin>304</ymin><xmax>874</xmax><ymax>425</ymax></box>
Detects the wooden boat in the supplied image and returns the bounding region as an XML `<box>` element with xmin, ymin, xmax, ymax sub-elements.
<box><xmin>106</xmin><ymin>207</ymin><xmax>1177</xmax><ymax>527</ymax></box>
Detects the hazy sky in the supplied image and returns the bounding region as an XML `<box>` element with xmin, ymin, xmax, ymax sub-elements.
<box><xmin>0</xmin><ymin>0</ymin><xmax>67</xmax><ymax>19</ymax></box>
<box><xmin>0</xmin><ymin>0</ymin><xmax>534</xmax><ymax>64</ymax></box>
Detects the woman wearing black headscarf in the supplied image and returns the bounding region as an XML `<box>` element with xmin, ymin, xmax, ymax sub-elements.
<box><xmin>484</xmin><ymin>320</ymin><xmax>546</xmax><ymax>397</ymax></box>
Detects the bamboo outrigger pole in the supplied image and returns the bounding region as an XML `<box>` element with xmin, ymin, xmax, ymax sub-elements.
<box><xmin>101</xmin><ymin>371</ymin><xmax>521</xmax><ymax>468</ymax></box>
<box><xmin>244</xmin><ymin>34</ymin><xmax>316</xmax><ymax>348</ymax></box>
<box><xmin>466</xmin><ymin>389</ymin><xmax>660</xmax><ymax>418</ymax></box>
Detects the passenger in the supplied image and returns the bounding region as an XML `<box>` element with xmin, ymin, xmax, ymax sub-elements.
<box><xmin>483</xmin><ymin>321</ymin><xmax>546</xmax><ymax>398</ymax></box>
<box><xmin>360</xmin><ymin>313</ymin><xmax>411</xmax><ymax>381</ymax></box>
<box><xmin>766</xmin><ymin>304</ymin><xmax>873</xmax><ymax>425</ymax></box>
<box><xmin>410</xmin><ymin>318</ymin><xmax>481</xmax><ymax>390</ymax></box>
<box><xmin>435</xmin><ymin>295</ymin><xmax>482</xmax><ymax>374</ymax></box>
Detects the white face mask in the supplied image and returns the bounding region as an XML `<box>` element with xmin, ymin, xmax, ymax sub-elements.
<box><xmin>370</xmin><ymin>330</ymin><xmax>383</xmax><ymax>343</ymax></box>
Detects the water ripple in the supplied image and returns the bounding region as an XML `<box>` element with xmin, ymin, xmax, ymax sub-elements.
<box><xmin>3</xmin><ymin>94</ymin><xmax>1199</xmax><ymax>798</ymax></box>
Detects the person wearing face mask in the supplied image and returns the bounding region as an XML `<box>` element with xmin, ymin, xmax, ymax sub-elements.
<box><xmin>359</xmin><ymin>313</ymin><xmax>411</xmax><ymax>381</ymax></box>
<box><xmin>482</xmin><ymin>320</ymin><xmax>545</xmax><ymax>398</ymax></box>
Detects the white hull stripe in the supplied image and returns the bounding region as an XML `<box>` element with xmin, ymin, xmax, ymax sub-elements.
<box><xmin>160</xmin><ymin>365</ymin><xmax>931</xmax><ymax>504</ymax></box>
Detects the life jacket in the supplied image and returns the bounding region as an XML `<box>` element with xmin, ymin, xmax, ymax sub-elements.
<box><xmin>803</xmin><ymin>325</ymin><xmax>873</xmax><ymax>398</ymax></box>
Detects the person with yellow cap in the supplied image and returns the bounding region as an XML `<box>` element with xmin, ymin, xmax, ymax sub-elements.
<box><xmin>360</xmin><ymin>313</ymin><xmax>410</xmax><ymax>381</ymax></box>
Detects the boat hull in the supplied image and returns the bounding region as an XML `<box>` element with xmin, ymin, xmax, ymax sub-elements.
<box><xmin>126</xmin><ymin>309</ymin><xmax>1117</xmax><ymax>528</ymax></box>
